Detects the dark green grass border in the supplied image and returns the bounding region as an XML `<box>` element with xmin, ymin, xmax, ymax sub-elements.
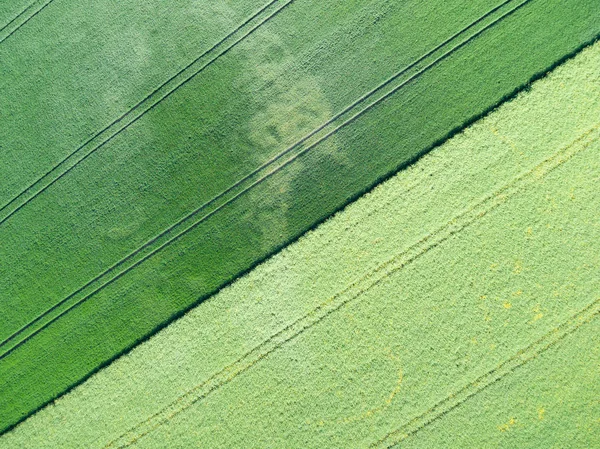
<box><xmin>2</xmin><ymin>32</ymin><xmax>599</xmax><ymax>438</ymax></box>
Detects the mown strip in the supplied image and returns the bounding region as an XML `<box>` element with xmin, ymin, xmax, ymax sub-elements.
<box><xmin>0</xmin><ymin>0</ymin><xmax>524</xmax><ymax>362</ymax></box>
<box><xmin>1</xmin><ymin>0</ymin><xmax>599</xmax><ymax>433</ymax></box>
<box><xmin>1</xmin><ymin>39</ymin><xmax>598</xmax><ymax>448</ymax></box>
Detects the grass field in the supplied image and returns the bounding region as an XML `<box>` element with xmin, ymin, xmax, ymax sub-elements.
<box><xmin>2</xmin><ymin>39</ymin><xmax>598</xmax><ymax>448</ymax></box>
<box><xmin>1</xmin><ymin>0</ymin><xmax>599</xmax><ymax>432</ymax></box>
<box><xmin>392</xmin><ymin>319</ymin><xmax>600</xmax><ymax>448</ymax></box>
<box><xmin>0</xmin><ymin>0</ymin><xmax>263</xmax><ymax>201</ymax></box>
<box><xmin>0</xmin><ymin>0</ymin><xmax>35</xmax><ymax>26</ymax></box>
<box><xmin>0</xmin><ymin>0</ymin><xmax>41</xmax><ymax>42</ymax></box>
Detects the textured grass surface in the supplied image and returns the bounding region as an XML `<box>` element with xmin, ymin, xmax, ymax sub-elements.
<box><xmin>0</xmin><ymin>0</ymin><xmax>54</xmax><ymax>44</ymax></box>
<box><xmin>0</xmin><ymin>0</ymin><xmax>36</xmax><ymax>27</ymax></box>
<box><xmin>1</xmin><ymin>0</ymin><xmax>599</xmax><ymax>431</ymax></box>
<box><xmin>2</xmin><ymin>40</ymin><xmax>598</xmax><ymax>448</ymax></box>
<box><xmin>0</xmin><ymin>0</ymin><xmax>261</xmax><ymax>199</ymax></box>
<box><xmin>391</xmin><ymin>318</ymin><xmax>600</xmax><ymax>448</ymax></box>
<box><xmin>3</xmin><ymin>0</ymin><xmax>533</xmax><ymax>342</ymax></box>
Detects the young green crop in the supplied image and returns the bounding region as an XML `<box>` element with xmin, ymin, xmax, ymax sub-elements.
<box><xmin>396</xmin><ymin>319</ymin><xmax>599</xmax><ymax>449</ymax></box>
<box><xmin>1</xmin><ymin>0</ymin><xmax>599</xmax><ymax>432</ymax></box>
<box><xmin>2</xmin><ymin>39</ymin><xmax>599</xmax><ymax>448</ymax></box>
<box><xmin>1</xmin><ymin>0</ymin><xmax>509</xmax><ymax>341</ymax></box>
<box><xmin>0</xmin><ymin>0</ymin><xmax>272</xmax><ymax>201</ymax></box>
<box><xmin>0</xmin><ymin>0</ymin><xmax>37</xmax><ymax>32</ymax></box>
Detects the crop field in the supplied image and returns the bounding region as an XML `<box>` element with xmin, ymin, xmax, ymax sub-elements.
<box><xmin>2</xmin><ymin>37</ymin><xmax>599</xmax><ymax>448</ymax></box>
<box><xmin>1</xmin><ymin>0</ymin><xmax>599</xmax><ymax>445</ymax></box>
<box><xmin>398</xmin><ymin>319</ymin><xmax>600</xmax><ymax>448</ymax></box>
<box><xmin>0</xmin><ymin>0</ymin><xmax>41</xmax><ymax>43</ymax></box>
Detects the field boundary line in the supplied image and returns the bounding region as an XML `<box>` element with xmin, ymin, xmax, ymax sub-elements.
<box><xmin>369</xmin><ymin>298</ymin><xmax>600</xmax><ymax>448</ymax></box>
<box><xmin>0</xmin><ymin>0</ymin><xmax>54</xmax><ymax>45</ymax></box>
<box><xmin>102</xmin><ymin>123</ymin><xmax>600</xmax><ymax>449</ymax></box>
<box><xmin>0</xmin><ymin>0</ymin><xmax>291</xmax><ymax>226</ymax></box>
<box><xmin>0</xmin><ymin>0</ymin><xmax>530</xmax><ymax>359</ymax></box>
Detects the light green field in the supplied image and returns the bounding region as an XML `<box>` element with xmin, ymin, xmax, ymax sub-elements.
<box><xmin>3</xmin><ymin>39</ymin><xmax>598</xmax><ymax>449</ymax></box>
<box><xmin>5</xmin><ymin>0</ymin><xmax>599</xmax><ymax>431</ymax></box>
<box><xmin>395</xmin><ymin>318</ymin><xmax>599</xmax><ymax>448</ymax></box>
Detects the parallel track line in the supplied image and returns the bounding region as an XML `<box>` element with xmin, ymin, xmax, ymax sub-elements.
<box><xmin>371</xmin><ymin>298</ymin><xmax>600</xmax><ymax>448</ymax></box>
<box><xmin>103</xmin><ymin>121</ymin><xmax>600</xmax><ymax>449</ymax></box>
<box><xmin>0</xmin><ymin>0</ymin><xmax>290</xmax><ymax>226</ymax></box>
<box><xmin>0</xmin><ymin>0</ymin><xmax>533</xmax><ymax>361</ymax></box>
<box><xmin>0</xmin><ymin>0</ymin><xmax>54</xmax><ymax>45</ymax></box>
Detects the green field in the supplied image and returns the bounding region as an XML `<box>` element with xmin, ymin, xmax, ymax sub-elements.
<box><xmin>2</xmin><ymin>39</ymin><xmax>598</xmax><ymax>447</ymax></box>
<box><xmin>0</xmin><ymin>0</ymin><xmax>43</xmax><ymax>43</ymax></box>
<box><xmin>0</xmin><ymin>0</ymin><xmax>32</xmax><ymax>23</ymax></box>
<box><xmin>1</xmin><ymin>0</ymin><xmax>599</xmax><ymax>432</ymax></box>
<box><xmin>394</xmin><ymin>319</ymin><xmax>599</xmax><ymax>448</ymax></box>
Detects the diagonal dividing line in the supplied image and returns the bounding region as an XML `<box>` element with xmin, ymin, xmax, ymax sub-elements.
<box><xmin>0</xmin><ymin>0</ymin><xmax>532</xmax><ymax>361</ymax></box>
<box><xmin>371</xmin><ymin>298</ymin><xmax>600</xmax><ymax>448</ymax></box>
<box><xmin>0</xmin><ymin>0</ymin><xmax>54</xmax><ymax>45</ymax></box>
<box><xmin>103</xmin><ymin>120</ymin><xmax>600</xmax><ymax>448</ymax></box>
<box><xmin>0</xmin><ymin>0</ymin><xmax>519</xmax><ymax>227</ymax></box>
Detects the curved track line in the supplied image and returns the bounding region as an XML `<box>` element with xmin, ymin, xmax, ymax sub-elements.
<box><xmin>0</xmin><ymin>0</ymin><xmax>529</xmax><ymax>358</ymax></box>
<box><xmin>0</xmin><ymin>0</ymin><xmax>289</xmax><ymax>226</ymax></box>
<box><xmin>103</xmin><ymin>123</ymin><xmax>600</xmax><ymax>449</ymax></box>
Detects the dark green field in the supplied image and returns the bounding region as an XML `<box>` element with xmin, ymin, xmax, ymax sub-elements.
<box><xmin>0</xmin><ymin>0</ymin><xmax>598</xmax><ymax>436</ymax></box>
